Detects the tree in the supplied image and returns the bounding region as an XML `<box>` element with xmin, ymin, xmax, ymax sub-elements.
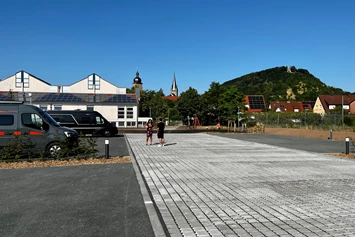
<box><xmin>176</xmin><ymin>87</ymin><xmax>203</xmax><ymax>120</ymax></box>
<box><xmin>138</xmin><ymin>89</ymin><xmax>156</xmax><ymax>117</ymax></box>
<box><xmin>201</xmin><ymin>82</ymin><xmax>227</xmax><ymax>125</ymax></box>
<box><xmin>150</xmin><ymin>89</ymin><xmax>166</xmax><ymax>120</ymax></box>
<box><xmin>126</xmin><ymin>87</ymin><xmax>136</xmax><ymax>93</ymax></box>
<box><xmin>218</xmin><ymin>85</ymin><xmax>245</xmax><ymax>120</ymax></box>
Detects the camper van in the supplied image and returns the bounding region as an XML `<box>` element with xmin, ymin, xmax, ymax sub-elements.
<box><xmin>0</xmin><ymin>101</ymin><xmax>78</xmax><ymax>157</ymax></box>
<box><xmin>47</xmin><ymin>110</ymin><xmax>118</xmax><ymax>137</ymax></box>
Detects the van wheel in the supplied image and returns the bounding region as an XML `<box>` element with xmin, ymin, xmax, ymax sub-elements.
<box><xmin>104</xmin><ymin>130</ymin><xmax>111</xmax><ymax>137</ymax></box>
<box><xmin>47</xmin><ymin>143</ymin><xmax>62</xmax><ymax>157</ymax></box>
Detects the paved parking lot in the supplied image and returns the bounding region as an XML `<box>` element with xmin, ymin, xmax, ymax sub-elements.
<box><xmin>126</xmin><ymin>133</ymin><xmax>355</xmax><ymax>237</ymax></box>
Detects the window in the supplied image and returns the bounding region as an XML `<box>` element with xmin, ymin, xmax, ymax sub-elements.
<box><xmin>280</xmin><ymin>104</ymin><xmax>285</xmax><ymax>108</ymax></box>
<box><xmin>0</xmin><ymin>115</ymin><xmax>14</xmax><ymax>125</ymax></box>
<box><xmin>54</xmin><ymin>106</ymin><xmax>62</xmax><ymax>111</ymax></box>
<box><xmin>87</xmin><ymin>106</ymin><xmax>94</xmax><ymax>111</ymax></box>
<box><xmin>51</xmin><ymin>115</ymin><xmax>76</xmax><ymax>125</ymax></box>
<box><xmin>118</xmin><ymin>121</ymin><xmax>124</xmax><ymax>127</ymax></box>
<box><xmin>15</xmin><ymin>71</ymin><xmax>29</xmax><ymax>88</ymax></box>
<box><xmin>96</xmin><ymin>116</ymin><xmax>104</xmax><ymax>125</ymax></box>
<box><xmin>80</xmin><ymin>116</ymin><xmax>92</xmax><ymax>124</ymax></box>
<box><xmin>88</xmin><ymin>74</ymin><xmax>100</xmax><ymax>90</ymax></box>
<box><xmin>88</xmin><ymin>95</ymin><xmax>100</xmax><ymax>102</ymax></box>
<box><xmin>127</xmin><ymin>107</ymin><xmax>133</xmax><ymax>119</ymax></box>
<box><xmin>118</xmin><ymin>107</ymin><xmax>125</xmax><ymax>119</ymax></box>
<box><xmin>22</xmin><ymin>113</ymin><xmax>43</xmax><ymax>130</ymax></box>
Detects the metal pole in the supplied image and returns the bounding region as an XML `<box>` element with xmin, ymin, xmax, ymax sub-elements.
<box><xmin>342</xmin><ymin>95</ymin><xmax>344</xmax><ymax>131</ymax></box>
<box><xmin>105</xmin><ymin>139</ymin><xmax>109</xmax><ymax>158</ymax></box>
<box><xmin>306</xmin><ymin>111</ymin><xmax>307</xmax><ymax>127</ymax></box>
<box><xmin>345</xmin><ymin>137</ymin><xmax>349</xmax><ymax>155</ymax></box>
<box><xmin>329</xmin><ymin>129</ymin><xmax>332</xmax><ymax>140</ymax></box>
<box><xmin>237</xmin><ymin>106</ymin><xmax>240</xmax><ymax>127</ymax></box>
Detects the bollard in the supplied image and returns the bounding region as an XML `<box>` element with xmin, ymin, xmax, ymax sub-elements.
<box><xmin>329</xmin><ymin>129</ymin><xmax>332</xmax><ymax>140</ymax></box>
<box><xmin>345</xmin><ymin>137</ymin><xmax>349</xmax><ymax>155</ymax></box>
<box><xmin>105</xmin><ymin>139</ymin><xmax>110</xmax><ymax>159</ymax></box>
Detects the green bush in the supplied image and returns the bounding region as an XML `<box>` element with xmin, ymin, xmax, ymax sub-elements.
<box><xmin>0</xmin><ymin>135</ymin><xmax>35</xmax><ymax>160</ymax></box>
<box><xmin>246</xmin><ymin>121</ymin><xmax>257</xmax><ymax>128</ymax></box>
<box><xmin>0</xmin><ymin>134</ymin><xmax>98</xmax><ymax>161</ymax></box>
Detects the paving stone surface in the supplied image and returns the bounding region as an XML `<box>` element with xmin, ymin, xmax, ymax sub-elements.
<box><xmin>126</xmin><ymin>134</ymin><xmax>355</xmax><ymax>237</ymax></box>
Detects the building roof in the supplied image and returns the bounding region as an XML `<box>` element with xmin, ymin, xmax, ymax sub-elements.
<box><xmin>318</xmin><ymin>95</ymin><xmax>355</xmax><ymax>112</ymax></box>
<box><xmin>1</xmin><ymin>70</ymin><xmax>52</xmax><ymax>85</ymax></box>
<box><xmin>244</xmin><ymin>95</ymin><xmax>266</xmax><ymax>112</ymax></box>
<box><xmin>269</xmin><ymin>101</ymin><xmax>313</xmax><ymax>112</ymax></box>
<box><xmin>163</xmin><ymin>95</ymin><xmax>179</xmax><ymax>101</ymax></box>
<box><xmin>133</xmin><ymin>71</ymin><xmax>142</xmax><ymax>84</ymax></box>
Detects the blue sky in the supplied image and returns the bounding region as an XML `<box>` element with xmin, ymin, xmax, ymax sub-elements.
<box><xmin>0</xmin><ymin>0</ymin><xmax>354</xmax><ymax>94</ymax></box>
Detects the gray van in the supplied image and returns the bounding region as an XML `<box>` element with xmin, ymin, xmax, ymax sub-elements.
<box><xmin>0</xmin><ymin>101</ymin><xmax>78</xmax><ymax>157</ymax></box>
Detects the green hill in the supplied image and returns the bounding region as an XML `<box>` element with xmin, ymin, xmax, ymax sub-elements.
<box><xmin>222</xmin><ymin>66</ymin><xmax>348</xmax><ymax>103</ymax></box>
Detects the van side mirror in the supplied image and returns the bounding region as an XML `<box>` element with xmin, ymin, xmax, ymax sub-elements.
<box><xmin>42</xmin><ymin>122</ymin><xmax>49</xmax><ymax>131</ymax></box>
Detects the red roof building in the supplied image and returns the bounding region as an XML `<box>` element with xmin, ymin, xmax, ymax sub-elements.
<box><xmin>269</xmin><ymin>101</ymin><xmax>313</xmax><ymax>112</ymax></box>
<box><xmin>244</xmin><ymin>95</ymin><xmax>266</xmax><ymax>112</ymax></box>
<box><xmin>314</xmin><ymin>95</ymin><xmax>355</xmax><ymax>115</ymax></box>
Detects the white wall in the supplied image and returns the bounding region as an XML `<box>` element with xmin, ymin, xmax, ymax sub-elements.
<box><xmin>62</xmin><ymin>105</ymin><xmax>87</xmax><ymax>110</ymax></box>
<box><xmin>93</xmin><ymin>105</ymin><xmax>119</xmax><ymax>122</ymax></box>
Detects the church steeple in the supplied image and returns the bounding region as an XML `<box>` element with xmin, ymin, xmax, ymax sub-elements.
<box><xmin>170</xmin><ymin>72</ymin><xmax>178</xmax><ymax>96</ymax></box>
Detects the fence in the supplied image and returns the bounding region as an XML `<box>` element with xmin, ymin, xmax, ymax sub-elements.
<box><xmin>245</xmin><ymin>112</ymin><xmax>355</xmax><ymax>131</ymax></box>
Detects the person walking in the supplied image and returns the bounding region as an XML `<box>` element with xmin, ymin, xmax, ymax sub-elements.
<box><xmin>157</xmin><ymin>117</ymin><xmax>165</xmax><ymax>147</ymax></box>
<box><xmin>144</xmin><ymin>119</ymin><xmax>154</xmax><ymax>145</ymax></box>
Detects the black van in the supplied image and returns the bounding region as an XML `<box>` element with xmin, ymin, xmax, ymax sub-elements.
<box><xmin>0</xmin><ymin>101</ymin><xmax>78</xmax><ymax>157</ymax></box>
<box><xmin>47</xmin><ymin>110</ymin><xmax>118</xmax><ymax>137</ymax></box>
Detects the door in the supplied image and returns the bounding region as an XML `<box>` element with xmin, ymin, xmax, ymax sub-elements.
<box><xmin>20</xmin><ymin>112</ymin><xmax>49</xmax><ymax>153</ymax></box>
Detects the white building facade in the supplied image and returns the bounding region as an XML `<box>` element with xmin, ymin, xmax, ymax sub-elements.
<box><xmin>0</xmin><ymin>71</ymin><xmax>142</xmax><ymax>128</ymax></box>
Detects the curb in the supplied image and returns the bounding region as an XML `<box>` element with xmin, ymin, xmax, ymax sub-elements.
<box><xmin>124</xmin><ymin>135</ymin><xmax>169</xmax><ymax>237</ymax></box>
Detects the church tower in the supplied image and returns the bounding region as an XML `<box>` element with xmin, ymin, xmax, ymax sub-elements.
<box><xmin>132</xmin><ymin>71</ymin><xmax>143</xmax><ymax>90</ymax></box>
<box><xmin>170</xmin><ymin>72</ymin><xmax>178</xmax><ymax>96</ymax></box>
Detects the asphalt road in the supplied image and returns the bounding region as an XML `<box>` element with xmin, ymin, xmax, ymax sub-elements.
<box><xmin>0</xmin><ymin>135</ymin><xmax>155</xmax><ymax>237</ymax></box>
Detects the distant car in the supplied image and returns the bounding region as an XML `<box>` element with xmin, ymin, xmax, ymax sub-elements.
<box><xmin>47</xmin><ymin>110</ymin><xmax>118</xmax><ymax>137</ymax></box>
<box><xmin>291</xmin><ymin>119</ymin><xmax>301</xmax><ymax>124</ymax></box>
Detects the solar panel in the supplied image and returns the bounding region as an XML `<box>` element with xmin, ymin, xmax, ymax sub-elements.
<box><xmin>104</xmin><ymin>94</ymin><xmax>137</xmax><ymax>103</ymax></box>
<box><xmin>0</xmin><ymin>94</ymin><xmax>9</xmax><ymax>101</ymax></box>
<box><xmin>248</xmin><ymin>95</ymin><xmax>265</xmax><ymax>110</ymax></box>
<box><xmin>34</xmin><ymin>93</ymin><xmax>85</xmax><ymax>103</ymax></box>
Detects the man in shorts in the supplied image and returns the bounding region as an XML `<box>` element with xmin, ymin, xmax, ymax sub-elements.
<box><xmin>157</xmin><ymin>117</ymin><xmax>165</xmax><ymax>147</ymax></box>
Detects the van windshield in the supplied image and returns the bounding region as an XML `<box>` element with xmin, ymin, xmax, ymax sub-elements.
<box><xmin>33</xmin><ymin>106</ymin><xmax>60</xmax><ymax>127</ymax></box>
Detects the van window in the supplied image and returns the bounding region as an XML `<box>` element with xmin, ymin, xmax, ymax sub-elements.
<box><xmin>96</xmin><ymin>116</ymin><xmax>104</xmax><ymax>125</ymax></box>
<box><xmin>51</xmin><ymin>115</ymin><xmax>76</xmax><ymax>124</ymax></box>
<box><xmin>22</xmin><ymin>113</ymin><xmax>44</xmax><ymax>130</ymax></box>
<box><xmin>0</xmin><ymin>115</ymin><xmax>14</xmax><ymax>125</ymax></box>
<box><xmin>80</xmin><ymin>116</ymin><xmax>91</xmax><ymax>124</ymax></box>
